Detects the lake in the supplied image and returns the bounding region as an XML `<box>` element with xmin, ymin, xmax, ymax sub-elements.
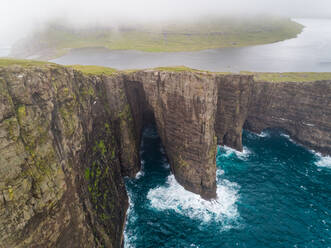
<box><xmin>52</xmin><ymin>19</ymin><xmax>331</xmax><ymax>72</ymax></box>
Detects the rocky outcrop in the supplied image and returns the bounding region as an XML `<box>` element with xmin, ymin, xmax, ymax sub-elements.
<box><xmin>125</xmin><ymin>71</ymin><xmax>218</xmax><ymax>199</ymax></box>
<box><xmin>0</xmin><ymin>63</ymin><xmax>330</xmax><ymax>247</ymax></box>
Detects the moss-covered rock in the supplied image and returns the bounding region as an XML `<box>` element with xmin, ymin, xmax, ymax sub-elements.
<box><xmin>0</xmin><ymin>66</ymin><xmax>130</xmax><ymax>248</ymax></box>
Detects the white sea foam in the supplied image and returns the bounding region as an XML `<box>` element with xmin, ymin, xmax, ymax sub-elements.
<box><xmin>162</xmin><ymin>162</ymin><xmax>170</xmax><ymax>169</ymax></box>
<box><xmin>308</xmin><ymin>148</ymin><xmax>331</xmax><ymax>169</ymax></box>
<box><xmin>316</xmin><ymin>156</ymin><xmax>331</xmax><ymax>168</ymax></box>
<box><xmin>257</xmin><ymin>131</ymin><xmax>270</xmax><ymax>138</ymax></box>
<box><xmin>313</xmin><ymin>152</ymin><xmax>331</xmax><ymax>169</ymax></box>
<box><xmin>280</xmin><ymin>133</ymin><xmax>297</xmax><ymax>144</ymax></box>
<box><xmin>220</xmin><ymin>145</ymin><xmax>251</xmax><ymax>160</ymax></box>
<box><xmin>280</xmin><ymin>133</ymin><xmax>290</xmax><ymax>139</ymax></box>
<box><xmin>135</xmin><ymin>160</ymin><xmax>145</xmax><ymax>179</ymax></box>
<box><xmin>124</xmin><ymin>190</ymin><xmax>137</xmax><ymax>248</ymax></box>
<box><xmin>147</xmin><ymin>174</ymin><xmax>240</xmax><ymax>226</ymax></box>
<box><xmin>135</xmin><ymin>170</ymin><xmax>144</xmax><ymax>179</ymax></box>
<box><xmin>124</xmin><ymin>237</ymin><xmax>136</xmax><ymax>248</ymax></box>
<box><xmin>126</xmin><ymin>191</ymin><xmax>133</xmax><ymax>217</ymax></box>
<box><xmin>216</xmin><ymin>169</ymin><xmax>225</xmax><ymax>177</ymax></box>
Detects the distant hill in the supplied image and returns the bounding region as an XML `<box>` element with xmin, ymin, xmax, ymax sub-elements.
<box><xmin>10</xmin><ymin>16</ymin><xmax>303</xmax><ymax>60</ymax></box>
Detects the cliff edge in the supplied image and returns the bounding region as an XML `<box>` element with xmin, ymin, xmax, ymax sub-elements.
<box><xmin>0</xmin><ymin>61</ymin><xmax>330</xmax><ymax>247</ymax></box>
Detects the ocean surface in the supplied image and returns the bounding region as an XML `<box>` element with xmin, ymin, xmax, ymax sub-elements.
<box><xmin>124</xmin><ymin>126</ymin><xmax>331</xmax><ymax>248</ymax></box>
<box><xmin>53</xmin><ymin>18</ymin><xmax>331</xmax><ymax>72</ymax></box>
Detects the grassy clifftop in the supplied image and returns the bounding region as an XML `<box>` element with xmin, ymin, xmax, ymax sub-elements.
<box><xmin>69</xmin><ymin>65</ymin><xmax>118</xmax><ymax>76</ymax></box>
<box><xmin>241</xmin><ymin>71</ymin><xmax>331</xmax><ymax>82</ymax></box>
<box><xmin>0</xmin><ymin>58</ymin><xmax>52</xmax><ymax>67</ymax></box>
<box><xmin>10</xmin><ymin>16</ymin><xmax>303</xmax><ymax>60</ymax></box>
<box><xmin>2</xmin><ymin>59</ymin><xmax>330</xmax><ymax>83</ymax></box>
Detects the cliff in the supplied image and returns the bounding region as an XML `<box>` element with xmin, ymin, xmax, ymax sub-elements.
<box><xmin>0</xmin><ymin>64</ymin><xmax>138</xmax><ymax>248</ymax></box>
<box><xmin>246</xmin><ymin>80</ymin><xmax>331</xmax><ymax>154</ymax></box>
<box><xmin>0</xmin><ymin>61</ymin><xmax>330</xmax><ymax>247</ymax></box>
<box><xmin>214</xmin><ymin>75</ymin><xmax>331</xmax><ymax>154</ymax></box>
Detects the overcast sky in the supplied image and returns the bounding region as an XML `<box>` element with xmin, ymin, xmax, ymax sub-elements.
<box><xmin>1</xmin><ymin>0</ymin><xmax>331</xmax><ymax>45</ymax></box>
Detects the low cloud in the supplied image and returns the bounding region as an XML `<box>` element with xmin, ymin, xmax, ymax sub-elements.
<box><xmin>1</xmin><ymin>0</ymin><xmax>331</xmax><ymax>44</ymax></box>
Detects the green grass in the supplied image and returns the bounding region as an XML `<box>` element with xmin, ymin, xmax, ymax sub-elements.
<box><xmin>154</xmin><ymin>66</ymin><xmax>206</xmax><ymax>72</ymax></box>
<box><xmin>2</xmin><ymin>59</ymin><xmax>330</xmax><ymax>82</ymax></box>
<box><xmin>0</xmin><ymin>58</ymin><xmax>53</xmax><ymax>67</ymax></box>
<box><xmin>154</xmin><ymin>66</ymin><xmax>234</xmax><ymax>76</ymax></box>
<box><xmin>0</xmin><ymin>59</ymin><xmax>118</xmax><ymax>76</ymax></box>
<box><xmin>11</xmin><ymin>16</ymin><xmax>304</xmax><ymax>60</ymax></box>
<box><xmin>241</xmin><ymin>72</ymin><xmax>331</xmax><ymax>82</ymax></box>
<box><xmin>69</xmin><ymin>65</ymin><xmax>118</xmax><ymax>76</ymax></box>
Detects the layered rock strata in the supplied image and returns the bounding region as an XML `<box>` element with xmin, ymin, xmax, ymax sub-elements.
<box><xmin>246</xmin><ymin>80</ymin><xmax>331</xmax><ymax>154</ymax></box>
<box><xmin>125</xmin><ymin>71</ymin><xmax>218</xmax><ymax>199</ymax></box>
<box><xmin>0</xmin><ymin>64</ymin><xmax>330</xmax><ymax>247</ymax></box>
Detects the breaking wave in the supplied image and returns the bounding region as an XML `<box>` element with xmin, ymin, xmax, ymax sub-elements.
<box><xmin>135</xmin><ymin>161</ymin><xmax>145</xmax><ymax>179</ymax></box>
<box><xmin>124</xmin><ymin>189</ymin><xmax>137</xmax><ymax>248</ymax></box>
<box><xmin>219</xmin><ymin>145</ymin><xmax>251</xmax><ymax>160</ymax></box>
<box><xmin>313</xmin><ymin>152</ymin><xmax>331</xmax><ymax>169</ymax></box>
<box><xmin>257</xmin><ymin>131</ymin><xmax>270</xmax><ymax>138</ymax></box>
<box><xmin>147</xmin><ymin>174</ymin><xmax>240</xmax><ymax>228</ymax></box>
<box><xmin>280</xmin><ymin>132</ymin><xmax>297</xmax><ymax>144</ymax></box>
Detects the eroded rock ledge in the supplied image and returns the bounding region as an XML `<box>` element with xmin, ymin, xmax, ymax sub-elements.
<box><xmin>0</xmin><ymin>64</ymin><xmax>330</xmax><ymax>247</ymax></box>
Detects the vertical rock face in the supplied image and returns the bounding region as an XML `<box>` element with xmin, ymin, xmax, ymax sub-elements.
<box><xmin>0</xmin><ymin>64</ymin><xmax>330</xmax><ymax>247</ymax></box>
<box><xmin>215</xmin><ymin>75</ymin><xmax>254</xmax><ymax>150</ymax></box>
<box><xmin>102</xmin><ymin>76</ymin><xmax>141</xmax><ymax>177</ymax></box>
<box><xmin>214</xmin><ymin>76</ymin><xmax>331</xmax><ymax>155</ymax></box>
<box><xmin>0</xmin><ymin>66</ymin><xmax>138</xmax><ymax>248</ymax></box>
<box><xmin>126</xmin><ymin>71</ymin><xmax>218</xmax><ymax>199</ymax></box>
<box><xmin>245</xmin><ymin>80</ymin><xmax>331</xmax><ymax>154</ymax></box>
<box><xmin>0</xmin><ymin>66</ymin><xmax>94</xmax><ymax>248</ymax></box>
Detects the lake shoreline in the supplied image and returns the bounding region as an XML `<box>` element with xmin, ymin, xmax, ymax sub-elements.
<box><xmin>50</xmin><ymin>19</ymin><xmax>331</xmax><ymax>72</ymax></box>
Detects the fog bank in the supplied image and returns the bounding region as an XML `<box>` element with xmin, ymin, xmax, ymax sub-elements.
<box><xmin>1</xmin><ymin>0</ymin><xmax>331</xmax><ymax>45</ymax></box>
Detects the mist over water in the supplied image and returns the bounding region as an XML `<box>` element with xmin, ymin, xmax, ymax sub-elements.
<box><xmin>124</xmin><ymin>126</ymin><xmax>331</xmax><ymax>248</ymax></box>
<box><xmin>53</xmin><ymin>19</ymin><xmax>331</xmax><ymax>72</ymax></box>
<box><xmin>2</xmin><ymin>0</ymin><xmax>331</xmax><ymax>45</ymax></box>
<box><xmin>0</xmin><ymin>46</ymin><xmax>11</xmax><ymax>57</ymax></box>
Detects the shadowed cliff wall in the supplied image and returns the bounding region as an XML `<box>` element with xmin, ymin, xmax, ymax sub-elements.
<box><xmin>125</xmin><ymin>71</ymin><xmax>218</xmax><ymax>199</ymax></box>
<box><xmin>246</xmin><ymin>80</ymin><xmax>331</xmax><ymax>154</ymax></box>
<box><xmin>214</xmin><ymin>77</ymin><xmax>331</xmax><ymax>155</ymax></box>
<box><xmin>0</xmin><ymin>66</ymin><xmax>139</xmax><ymax>248</ymax></box>
<box><xmin>0</xmin><ymin>64</ymin><xmax>330</xmax><ymax>247</ymax></box>
<box><xmin>215</xmin><ymin>74</ymin><xmax>254</xmax><ymax>150</ymax></box>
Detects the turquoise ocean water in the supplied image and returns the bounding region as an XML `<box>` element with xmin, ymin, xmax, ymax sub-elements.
<box><xmin>124</xmin><ymin>126</ymin><xmax>331</xmax><ymax>248</ymax></box>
